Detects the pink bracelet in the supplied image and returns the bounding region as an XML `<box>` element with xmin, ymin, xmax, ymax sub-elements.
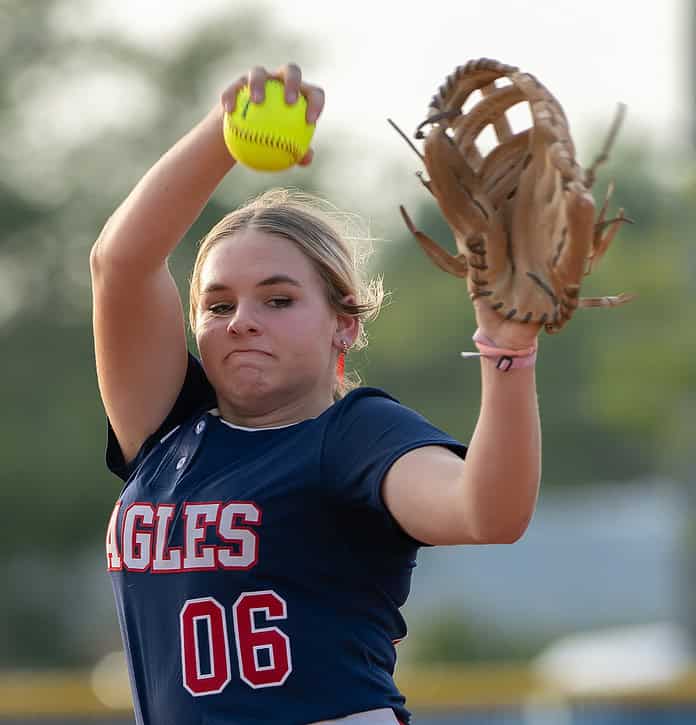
<box><xmin>460</xmin><ymin>328</ymin><xmax>538</xmax><ymax>371</ymax></box>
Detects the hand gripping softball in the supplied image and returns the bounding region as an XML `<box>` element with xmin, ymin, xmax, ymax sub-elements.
<box><xmin>390</xmin><ymin>58</ymin><xmax>633</xmax><ymax>334</ymax></box>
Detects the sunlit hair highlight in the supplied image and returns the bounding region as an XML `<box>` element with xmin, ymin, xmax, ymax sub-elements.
<box><xmin>189</xmin><ymin>188</ymin><xmax>384</xmax><ymax>398</ymax></box>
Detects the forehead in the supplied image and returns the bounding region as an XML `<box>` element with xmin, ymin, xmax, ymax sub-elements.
<box><xmin>200</xmin><ymin>229</ymin><xmax>320</xmax><ymax>288</ymax></box>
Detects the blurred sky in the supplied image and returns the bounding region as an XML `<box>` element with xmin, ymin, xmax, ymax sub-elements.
<box><xmin>92</xmin><ymin>0</ymin><xmax>687</xmax><ymax>138</ymax></box>
<box><xmin>74</xmin><ymin>0</ymin><xmax>689</xmax><ymax>217</ymax></box>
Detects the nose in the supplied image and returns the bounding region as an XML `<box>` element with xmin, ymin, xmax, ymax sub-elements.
<box><xmin>226</xmin><ymin>302</ymin><xmax>261</xmax><ymax>336</ymax></box>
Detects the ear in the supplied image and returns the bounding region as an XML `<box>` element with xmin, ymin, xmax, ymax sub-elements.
<box><xmin>333</xmin><ymin>295</ymin><xmax>360</xmax><ymax>350</ymax></box>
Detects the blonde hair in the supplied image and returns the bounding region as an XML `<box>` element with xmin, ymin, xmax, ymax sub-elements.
<box><xmin>189</xmin><ymin>188</ymin><xmax>384</xmax><ymax>398</ymax></box>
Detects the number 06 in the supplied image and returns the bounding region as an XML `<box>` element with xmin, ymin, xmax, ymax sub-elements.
<box><xmin>180</xmin><ymin>590</ymin><xmax>292</xmax><ymax>696</ymax></box>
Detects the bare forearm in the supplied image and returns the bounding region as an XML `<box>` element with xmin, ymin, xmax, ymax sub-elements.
<box><xmin>461</xmin><ymin>359</ymin><xmax>541</xmax><ymax>542</ymax></box>
<box><xmin>92</xmin><ymin>104</ymin><xmax>235</xmax><ymax>273</ymax></box>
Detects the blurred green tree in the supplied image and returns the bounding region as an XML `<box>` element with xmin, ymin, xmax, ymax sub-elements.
<box><xmin>402</xmin><ymin>608</ymin><xmax>541</xmax><ymax>664</ymax></box>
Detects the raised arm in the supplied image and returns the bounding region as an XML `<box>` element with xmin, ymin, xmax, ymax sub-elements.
<box><xmin>90</xmin><ymin>63</ymin><xmax>323</xmax><ymax>466</ymax></box>
<box><xmin>382</xmin><ymin>306</ymin><xmax>542</xmax><ymax>546</ymax></box>
<box><xmin>90</xmin><ymin>103</ymin><xmax>235</xmax><ymax>464</ymax></box>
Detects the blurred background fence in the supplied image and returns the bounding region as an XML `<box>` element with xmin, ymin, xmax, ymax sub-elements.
<box><xmin>2</xmin><ymin>665</ymin><xmax>696</xmax><ymax>723</ymax></box>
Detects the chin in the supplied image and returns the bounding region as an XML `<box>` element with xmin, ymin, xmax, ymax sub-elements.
<box><xmin>222</xmin><ymin>374</ymin><xmax>274</xmax><ymax>403</ymax></box>
<box><xmin>223</xmin><ymin>373</ymin><xmax>299</xmax><ymax>412</ymax></box>
<box><xmin>230</xmin><ymin>372</ymin><xmax>326</xmax><ymax>413</ymax></box>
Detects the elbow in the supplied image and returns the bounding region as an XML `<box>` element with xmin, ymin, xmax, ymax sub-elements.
<box><xmin>474</xmin><ymin>514</ymin><xmax>533</xmax><ymax>545</ymax></box>
<box><xmin>490</xmin><ymin>524</ymin><xmax>529</xmax><ymax>544</ymax></box>
<box><xmin>89</xmin><ymin>239</ymin><xmax>118</xmax><ymax>282</ymax></box>
<box><xmin>89</xmin><ymin>239</ymin><xmax>103</xmax><ymax>276</ymax></box>
<box><xmin>89</xmin><ymin>214</ymin><xmax>120</xmax><ymax>277</ymax></box>
<box><xmin>89</xmin><ymin>221</ymin><xmax>110</xmax><ymax>276</ymax></box>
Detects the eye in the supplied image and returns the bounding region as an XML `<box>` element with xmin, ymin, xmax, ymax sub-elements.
<box><xmin>268</xmin><ymin>297</ymin><xmax>293</xmax><ymax>308</ymax></box>
<box><xmin>209</xmin><ymin>303</ymin><xmax>235</xmax><ymax>315</ymax></box>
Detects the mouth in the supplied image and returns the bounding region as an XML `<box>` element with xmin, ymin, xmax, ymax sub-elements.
<box><xmin>225</xmin><ymin>349</ymin><xmax>272</xmax><ymax>359</ymax></box>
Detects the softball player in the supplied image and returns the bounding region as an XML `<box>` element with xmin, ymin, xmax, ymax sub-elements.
<box><xmin>92</xmin><ymin>63</ymin><xmax>541</xmax><ymax>725</ymax></box>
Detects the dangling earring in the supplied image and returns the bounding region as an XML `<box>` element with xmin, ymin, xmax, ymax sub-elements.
<box><xmin>336</xmin><ymin>340</ymin><xmax>349</xmax><ymax>385</ymax></box>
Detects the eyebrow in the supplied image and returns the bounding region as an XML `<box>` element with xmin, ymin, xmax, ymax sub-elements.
<box><xmin>201</xmin><ymin>275</ymin><xmax>303</xmax><ymax>294</ymax></box>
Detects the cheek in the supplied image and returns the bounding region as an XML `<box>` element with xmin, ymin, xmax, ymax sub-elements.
<box><xmin>280</xmin><ymin>306</ymin><xmax>334</xmax><ymax>347</ymax></box>
<box><xmin>195</xmin><ymin>320</ymin><xmax>222</xmax><ymax>359</ymax></box>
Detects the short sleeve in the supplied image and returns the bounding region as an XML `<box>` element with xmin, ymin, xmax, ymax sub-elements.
<box><xmin>320</xmin><ymin>387</ymin><xmax>467</xmax><ymax>530</ymax></box>
<box><xmin>105</xmin><ymin>352</ymin><xmax>216</xmax><ymax>481</ymax></box>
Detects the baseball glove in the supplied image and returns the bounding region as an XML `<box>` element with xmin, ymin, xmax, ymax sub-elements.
<box><xmin>390</xmin><ymin>58</ymin><xmax>632</xmax><ymax>334</ymax></box>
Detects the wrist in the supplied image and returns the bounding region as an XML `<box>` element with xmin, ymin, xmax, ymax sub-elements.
<box><xmin>200</xmin><ymin>105</ymin><xmax>238</xmax><ymax>169</ymax></box>
<box><xmin>461</xmin><ymin>328</ymin><xmax>538</xmax><ymax>371</ymax></box>
<box><xmin>474</xmin><ymin>324</ymin><xmax>539</xmax><ymax>351</ymax></box>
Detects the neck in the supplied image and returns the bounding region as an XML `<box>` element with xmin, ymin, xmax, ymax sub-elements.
<box><xmin>215</xmin><ymin>388</ymin><xmax>335</xmax><ymax>428</ymax></box>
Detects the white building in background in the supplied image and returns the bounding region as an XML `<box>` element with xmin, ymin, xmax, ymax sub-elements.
<box><xmin>405</xmin><ymin>478</ymin><xmax>689</xmax><ymax>636</ymax></box>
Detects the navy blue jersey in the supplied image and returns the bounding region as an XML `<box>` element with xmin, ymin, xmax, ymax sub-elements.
<box><xmin>105</xmin><ymin>354</ymin><xmax>466</xmax><ymax>725</ymax></box>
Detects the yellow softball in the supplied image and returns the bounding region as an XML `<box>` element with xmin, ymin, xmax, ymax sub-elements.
<box><xmin>223</xmin><ymin>79</ymin><xmax>315</xmax><ymax>171</ymax></box>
